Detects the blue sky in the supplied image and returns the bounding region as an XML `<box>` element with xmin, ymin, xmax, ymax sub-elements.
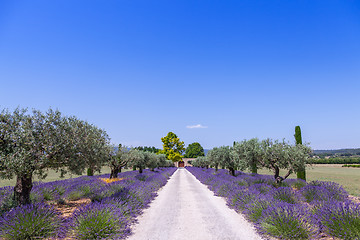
<box><xmin>1</xmin><ymin>1</ymin><xmax>360</xmax><ymax>150</ymax></box>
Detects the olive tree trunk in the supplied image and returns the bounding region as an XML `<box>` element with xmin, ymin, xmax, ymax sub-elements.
<box><xmin>250</xmin><ymin>162</ymin><xmax>257</xmax><ymax>175</ymax></box>
<box><xmin>229</xmin><ymin>167</ymin><xmax>235</xmax><ymax>176</ymax></box>
<box><xmin>110</xmin><ymin>167</ymin><xmax>120</xmax><ymax>179</ymax></box>
<box><xmin>14</xmin><ymin>173</ymin><xmax>33</xmax><ymax>205</ymax></box>
<box><xmin>87</xmin><ymin>167</ymin><xmax>94</xmax><ymax>176</ymax></box>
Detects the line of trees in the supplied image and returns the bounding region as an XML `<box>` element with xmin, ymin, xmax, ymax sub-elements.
<box><xmin>192</xmin><ymin>138</ymin><xmax>311</xmax><ymax>183</ymax></box>
<box><xmin>0</xmin><ymin>108</ymin><xmax>112</xmax><ymax>205</ymax></box>
<box><xmin>109</xmin><ymin>145</ymin><xmax>173</xmax><ymax>177</ymax></box>
<box><xmin>125</xmin><ymin>149</ymin><xmax>173</xmax><ymax>174</ymax></box>
<box><xmin>0</xmin><ymin>108</ymin><xmax>174</xmax><ymax>206</ymax></box>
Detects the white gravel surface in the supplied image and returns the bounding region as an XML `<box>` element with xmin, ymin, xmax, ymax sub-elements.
<box><xmin>128</xmin><ymin>168</ymin><xmax>263</xmax><ymax>240</ymax></box>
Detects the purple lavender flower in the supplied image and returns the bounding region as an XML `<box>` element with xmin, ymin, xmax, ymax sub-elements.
<box><xmin>316</xmin><ymin>200</ymin><xmax>360</xmax><ymax>239</ymax></box>
<box><xmin>70</xmin><ymin>202</ymin><xmax>128</xmax><ymax>239</ymax></box>
<box><xmin>244</xmin><ymin>198</ymin><xmax>276</xmax><ymax>222</ymax></box>
<box><xmin>0</xmin><ymin>202</ymin><xmax>67</xmax><ymax>240</ymax></box>
<box><xmin>271</xmin><ymin>187</ymin><xmax>301</xmax><ymax>204</ymax></box>
<box><xmin>258</xmin><ymin>202</ymin><xmax>319</xmax><ymax>240</ymax></box>
<box><xmin>301</xmin><ymin>181</ymin><xmax>348</xmax><ymax>204</ymax></box>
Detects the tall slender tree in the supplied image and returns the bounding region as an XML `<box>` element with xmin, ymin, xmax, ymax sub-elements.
<box><xmin>295</xmin><ymin>126</ymin><xmax>306</xmax><ymax>180</ymax></box>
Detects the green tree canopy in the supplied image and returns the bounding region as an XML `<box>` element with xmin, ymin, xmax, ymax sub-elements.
<box><xmin>184</xmin><ymin>142</ymin><xmax>205</xmax><ymax>158</ymax></box>
<box><xmin>258</xmin><ymin>139</ymin><xmax>311</xmax><ymax>183</ymax></box>
<box><xmin>134</xmin><ymin>146</ymin><xmax>160</xmax><ymax>153</ymax></box>
<box><xmin>0</xmin><ymin>107</ymin><xmax>111</xmax><ymax>205</ymax></box>
<box><xmin>191</xmin><ymin>156</ymin><xmax>210</xmax><ymax>168</ymax></box>
<box><xmin>127</xmin><ymin>149</ymin><xmax>146</xmax><ymax>173</ymax></box>
<box><xmin>231</xmin><ymin>138</ymin><xmax>263</xmax><ymax>174</ymax></box>
<box><xmin>207</xmin><ymin>147</ymin><xmax>221</xmax><ymax>171</ymax></box>
<box><xmin>159</xmin><ymin>132</ymin><xmax>185</xmax><ymax>162</ymax></box>
<box><xmin>108</xmin><ymin>144</ymin><xmax>130</xmax><ymax>179</ymax></box>
<box><xmin>207</xmin><ymin>146</ymin><xmax>236</xmax><ymax>176</ymax></box>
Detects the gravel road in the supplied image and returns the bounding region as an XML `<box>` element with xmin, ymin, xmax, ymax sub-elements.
<box><xmin>128</xmin><ymin>168</ymin><xmax>263</xmax><ymax>240</ymax></box>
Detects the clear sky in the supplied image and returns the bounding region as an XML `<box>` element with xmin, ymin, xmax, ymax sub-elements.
<box><xmin>1</xmin><ymin>1</ymin><xmax>360</xmax><ymax>150</ymax></box>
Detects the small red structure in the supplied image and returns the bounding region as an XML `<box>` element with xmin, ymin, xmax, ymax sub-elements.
<box><xmin>178</xmin><ymin>161</ymin><xmax>184</xmax><ymax>168</ymax></box>
<box><xmin>174</xmin><ymin>158</ymin><xmax>194</xmax><ymax>167</ymax></box>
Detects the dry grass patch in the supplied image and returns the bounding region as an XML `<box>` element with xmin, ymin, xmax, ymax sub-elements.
<box><xmin>51</xmin><ymin>198</ymin><xmax>91</xmax><ymax>218</ymax></box>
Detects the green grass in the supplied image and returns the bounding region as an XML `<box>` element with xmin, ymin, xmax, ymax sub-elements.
<box><xmin>246</xmin><ymin>164</ymin><xmax>360</xmax><ymax>196</ymax></box>
<box><xmin>0</xmin><ymin>167</ymin><xmax>131</xmax><ymax>188</ymax></box>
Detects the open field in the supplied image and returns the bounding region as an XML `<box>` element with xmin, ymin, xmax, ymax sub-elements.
<box><xmin>0</xmin><ymin>166</ymin><xmax>131</xmax><ymax>188</ymax></box>
<box><xmin>251</xmin><ymin>164</ymin><xmax>360</xmax><ymax>196</ymax></box>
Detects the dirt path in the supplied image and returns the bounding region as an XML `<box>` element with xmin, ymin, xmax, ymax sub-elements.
<box><xmin>128</xmin><ymin>168</ymin><xmax>263</xmax><ymax>240</ymax></box>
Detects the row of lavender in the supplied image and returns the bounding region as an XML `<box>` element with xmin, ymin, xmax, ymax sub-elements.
<box><xmin>0</xmin><ymin>167</ymin><xmax>177</xmax><ymax>240</ymax></box>
<box><xmin>186</xmin><ymin>167</ymin><xmax>360</xmax><ymax>240</ymax></box>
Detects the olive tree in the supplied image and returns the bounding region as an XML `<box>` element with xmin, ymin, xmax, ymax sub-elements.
<box><xmin>127</xmin><ymin>149</ymin><xmax>146</xmax><ymax>173</ymax></box>
<box><xmin>192</xmin><ymin>156</ymin><xmax>210</xmax><ymax>168</ymax></box>
<box><xmin>259</xmin><ymin>139</ymin><xmax>311</xmax><ymax>183</ymax></box>
<box><xmin>146</xmin><ymin>152</ymin><xmax>160</xmax><ymax>171</ymax></box>
<box><xmin>109</xmin><ymin>144</ymin><xmax>129</xmax><ymax>179</ymax></box>
<box><xmin>208</xmin><ymin>146</ymin><xmax>236</xmax><ymax>176</ymax></box>
<box><xmin>231</xmin><ymin>138</ymin><xmax>261</xmax><ymax>174</ymax></box>
<box><xmin>0</xmin><ymin>108</ymin><xmax>110</xmax><ymax>205</ymax></box>
<box><xmin>207</xmin><ymin>148</ymin><xmax>219</xmax><ymax>171</ymax></box>
<box><xmin>156</xmin><ymin>154</ymin><xmax>168</xmax><ymax>168</ymax></box>
<box><xmin>72</xmin><ymin>120</ymin><xmax>111</xmax><ymax>176</ymax></box>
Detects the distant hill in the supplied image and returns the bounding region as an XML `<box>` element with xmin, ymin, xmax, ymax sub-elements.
<box><xmin>313</xmin><ymin>148</ymin><xmax>360</xmax><ymax>157</ymax></box>
<box><xmin>204</xmin><ymin>149</ymin><xmax>209</xmax><ymax>156</ymax></box>
<box><xmin>203</xmin><ymin>148</ymin><xmax>360</xmax><ymax>157</ymax></box>
<box><xmin>117</xmin><ymin>147</ymin><xmax>360</xmax><ymax>157</ymax></box>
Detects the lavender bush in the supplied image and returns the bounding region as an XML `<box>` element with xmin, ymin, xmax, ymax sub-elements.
<box><xmin>309</xmin><ymin>181</ymin><xmax>348</xmax><ymax>201</ymax></box>
<box><xmin>271</xmin><ymin>187</ymin><xmax>299</xmax><ymax>204</ymax></box>
<box><xmin>259</xmin><ymin>203</ymin><xmax>318</xmax><ymax>240</ymax></box>
<box><xmin>70</xmin><ymin>202</ymin><xmax>128</xmax><ymax>239</ymax></box>
<box><xmin>0</xmin><ymin>202</ymin><xmax>67</xmax><ymax>240</ymax></box>
<box><xmin>300</xmin><ymin>181</ymin><xmax>348</xmax><ymax>204</ymax></box>
<box><xmin>244</xmin><ymin>198</ymin><xmax>274</xmax><ymax>222</ymax></box>
<box><xmin>316</xmin><ymin>200</ymin><xmax>360</xmax><ymax>239</ymax></box>
<box><xmin>0</xmin><ymin>187</ymin><xmax>16</xmax><ymax>217</ymax></box>
<box><xmin>289</xmin><ymin>179</ymin><xmax>307</xmax><ymax>190</ymax></box>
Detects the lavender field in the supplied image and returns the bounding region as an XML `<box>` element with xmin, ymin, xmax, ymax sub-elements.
<box><xmin>187</xmin><ymin>167</ymin><xmax>360</xmax><ymax>240</ymax></box>
<box><xmin>0</xmin><ymin>168</ymin><xmax>176</xmax><ymax>240</ymax></box>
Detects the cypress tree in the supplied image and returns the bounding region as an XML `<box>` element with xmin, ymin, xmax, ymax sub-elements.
<box><xmin>295</xmin><ymin>126</ymin><xmax>302</xmax><ymax>145</ymax></box>
<box><xmin>295</xmin><ymin>126</ymin><xmax>306</xmax><ymax>180</ymax></box>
